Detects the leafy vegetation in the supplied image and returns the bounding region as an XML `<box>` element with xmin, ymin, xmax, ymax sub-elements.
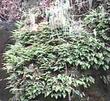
<box><xmin>4</xmin><ymin>16</ymin><xmax>110</xmax><ymax>100</ymax></box>
<box><xmin>1</xmin><ymin>0</ymin><xmax>109</xmax><ymax>101</ymax></box>
<box><xmin>84</xmin><ymin>6</ymin><xmax>110</xmax><ymax>45</ymax></box>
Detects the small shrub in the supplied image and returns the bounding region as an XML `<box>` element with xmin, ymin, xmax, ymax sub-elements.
<box><xmin>4</xmin><ymin>19</ymin><xmax>110</xmax><ymax>101</ymax></box>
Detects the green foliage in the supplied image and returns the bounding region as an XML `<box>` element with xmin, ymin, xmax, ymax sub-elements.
<box><xmin>4</xmin><ymin>20</ymin><xmax>110</xmax><ymax>101</ymax></box>
<box><xmin>70</xmin><ymin>35</ymin><xmax>110</xmax><ymax>70</ymax></box>
<box><xmin>84</xmin><ymin>6</ymin><xmax>110</xmax><ymax>45</ymax></box>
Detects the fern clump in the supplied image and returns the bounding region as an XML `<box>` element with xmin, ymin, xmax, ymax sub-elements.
<box><xmin>4</xmin><ymin>20</ymin><xmax>110</xmax><ymax>101</ymax></box>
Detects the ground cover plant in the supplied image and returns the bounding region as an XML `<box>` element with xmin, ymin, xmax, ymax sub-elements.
<box><xmin>3</xmin><ymin>1</ymin><xmax>110</xmax><ymax>101</ymax></box>
<box><xmin>4</xmin><ymin>17</ymin><xmax>110</xmax><ymax>101</ymax></box>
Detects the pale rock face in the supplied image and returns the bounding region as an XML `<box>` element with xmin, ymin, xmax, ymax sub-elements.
<box><xmin>88</xmin><ymin>0</ymin><xmax>93</xmax><ymax>8</ymax></box>
<box><xmin>45</xmin><ymin>0</ymin><xmax>86</xmax><ymax>33</ymax></box>
<box><xmin>45</xmin><ymin>0</ymin><xmax>71</xmax><ymax>29</ymax></box>
<box><xmin>29</xmin><ymin>13</ymin><xmax>38</xmax><ymax>31</ymax></box>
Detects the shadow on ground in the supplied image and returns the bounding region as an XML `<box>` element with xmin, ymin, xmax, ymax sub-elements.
<box><xmin>0</xmin><ymin>24</ymin><xmax>12</xmax><ymax>101</ymax></box>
